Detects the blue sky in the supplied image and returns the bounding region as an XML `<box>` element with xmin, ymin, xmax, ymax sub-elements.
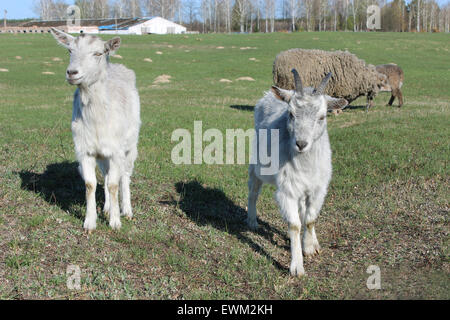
<box><xmin>1</xmin><ymin>0</ymin><xmax>449</xmax><ymax>20</ymax></box>
<box><xmin>1</xmin><ymin>0</ymin><xmax>39</xmax><ymax>19</ymax></box>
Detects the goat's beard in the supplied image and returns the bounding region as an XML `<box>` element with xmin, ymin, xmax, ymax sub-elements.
<box><xmin>67</xmin><ymin>77</ymin><xmax>83</xmax><ymax>85</ymax></box>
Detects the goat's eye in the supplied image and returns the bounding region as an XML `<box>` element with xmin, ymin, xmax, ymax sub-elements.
<box><xmin>319</xmin><ymin>115</ymin><xmax>326</xmax><ymax>121</ymax></box>
<box><xmin>93</xmin><ymin>52</ymin><xmax>103</xmax><ymax>56</ymax></box>
<box><xmin>68</xmin><ymin>49</ymin><xmax>72</xmax><ymax>54</ymax></box>
<box><xmin>289</xmin><ymin>112</ymin><xmax>295</xmax><ymax>120</ymax></box>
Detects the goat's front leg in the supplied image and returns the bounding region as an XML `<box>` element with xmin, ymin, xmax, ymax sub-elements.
<box><xmin>277</xmin><ymin>192</ymin><xmax>304</xmax><ymax>277</ymax></box>
<box><xmin>302</xmin><ymin>190</ymin><xmax>326</xmax><ymax>257</ymax></box>
<box><xmin>97</xmin><ymin>159</ymin><xmax>110</xmax><ymax>217</ymax></box>
<box><xmin>120</xmin><ymin>174</ymin><xmax>132</xmax><ymax>220</ymax></box>
<box><xmin>80</xmin><ymin>156</ymin><xmax>97</xmax><ymax>232</ymax></box>
<box><xmin>120</xmin><ymin>148</ymin><xmax>137</xmax><ymax>220</ymax></box>
<box><xmin>103</xmin><ymin>174</ymin><xmax>110</xmax><ymax>217</ymax></box>
<box><xmin>107</xmin><ymin>159</ymin><xmax>122</xmax><ymax>230</ymax></box>
<box><xmin>246</xmin><ymin>166</ymin><xmax>263</xmax><ymax>230</ymax></box>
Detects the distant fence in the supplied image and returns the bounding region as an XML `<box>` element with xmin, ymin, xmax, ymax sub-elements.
<box><xmin>0</xmin><ymin>26</ymin><xmax>68</xmax><ymax>33</ymax></box>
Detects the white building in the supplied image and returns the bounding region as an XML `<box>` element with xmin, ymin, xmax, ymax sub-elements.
<box><xmin>99</xmin><ymin>17</ymin><xmax>186</xmax><ymax>35</ymax></box>
<box><xmin>10</xmin><ymin>17</ymin><xmax>186</xmax><ymax>35</ymax></box>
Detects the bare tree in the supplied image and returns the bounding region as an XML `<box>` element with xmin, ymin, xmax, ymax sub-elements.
<box><xmin>145</xmin><ymin>0</ymin><xmax>179</xmax><ymax>19</ymax></box>
<box><xmin>235</xmin><ymin>0</ymin><xmax>248</xmax><ymax>32</ymax></box>
<box><xmin>184</xmin><ymin>0</ymin><xmax>198</xmax><ymax>25</ymax></box>
<box><xmin>94</xmin><ymin>0</ymin><xmax>110</xmax><ymax>18</ymax></box>
<box><xmin>264</xmin><ymin>0</ymin><xmax>275</xmax><ymax>32</ymax></box>
<box><xmin>288</xmin><ymin>0</ymin><xmax>298</xmax><ymax>31</ymax></box>
<box><xmin>305</xmin><ymin>0</ymin><xmax>313</xmax><ymax>31</ymax></box>
<box><xmin>417</xmin><ymin>0</ymin><xmax>421</xmax><ymax>31</ymax></box>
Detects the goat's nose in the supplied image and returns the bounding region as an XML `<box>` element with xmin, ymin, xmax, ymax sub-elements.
<box><xmin>67</xmin><ymin>69</ymin><xmax>78</xmax><ymax>76</ymax></box>
<box><xmin>296</xmin><ymin>141</ymin><xmax>308</xmax><ymax>151</ymax></box>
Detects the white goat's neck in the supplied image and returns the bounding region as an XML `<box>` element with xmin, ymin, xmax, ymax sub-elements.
<box><xmin>77</xmin><ymin>67</ymin><xmax>108</xmax><ymax>107</ymax></box>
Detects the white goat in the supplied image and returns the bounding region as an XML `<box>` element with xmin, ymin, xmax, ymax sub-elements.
<box><xmin>50</xmin><ymin>28</ymin><xmax>141</xmax><ymax>232</ymax></box>
<box><xmin>247</xmin><ymin>69</ymin><xmax>346</xmax><ymax>276</ymax></box>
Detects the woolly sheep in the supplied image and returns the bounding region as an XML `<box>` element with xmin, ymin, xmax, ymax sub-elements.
<box><xmin>247</xmin><ymin>69</ymin><xmax>347</xmax><ymax>276</ymax></box>
<box><xmin>376</xmin><ymin>64</ymin><xmax>404</xmax><ymax>107</ymax></box>
<box><xmin>273</xmin><ymin>49</ymin><xmax>388</xmax><ymax>110</ymax></box>
<box><xmin>50</xmin><ymin>28</ymin><xmax>141</xmax><ymax>232</ymax></box>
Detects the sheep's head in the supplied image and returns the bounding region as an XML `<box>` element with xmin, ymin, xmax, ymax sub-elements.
<box><xmin>271</xmin><ymin>69</ymin><xmax>347</xmax><ymax>154</ymax></box>
<box><xmin>377</xmin><ymin>72</ymin><xmax>391</xmax><ymax>92</ymax></box>
<box><xmin>50</xmin><ymin>28</ymin><xmax>121</xmax><ymax>86</ymax></box>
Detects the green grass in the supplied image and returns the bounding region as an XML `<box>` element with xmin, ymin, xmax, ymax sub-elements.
<box><xmin>0</xmin><ymin>32</ymin><xmax>449</xmax><ymax>299</ymax></box>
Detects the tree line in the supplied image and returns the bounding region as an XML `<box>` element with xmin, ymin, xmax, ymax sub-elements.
<box><xmin>32</xmin><ymin>0</ymin><xmax>450</xmax><ymax>32</ymax></box>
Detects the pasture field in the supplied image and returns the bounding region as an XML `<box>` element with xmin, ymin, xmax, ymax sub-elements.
<box><xmin>0</xmin><ymin>31</ymin><xmax>448</xmax><ymax>299</ymax></box>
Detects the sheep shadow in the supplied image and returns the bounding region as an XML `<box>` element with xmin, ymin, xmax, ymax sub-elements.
<box><xmin>230</xmin><ymin>105</ymin><xmax>254</xmax><ymax>112</ymax></box>
<box><xmin>166</xmin><ymin>180</ymin><xmax>289</xmax><ymax>272</ymax></box>
<box><xmin>17</xmin><ymin>161</ymin><xmax>105</xmax><ymax>222</ymax></box>
<box><xmin>344</xmin><ymin>104</ymin><xmax>370</xmax><ymax>111</ymax></box>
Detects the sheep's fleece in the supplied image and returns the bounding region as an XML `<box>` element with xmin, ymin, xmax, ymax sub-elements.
<box><xmin>273</xmin><ymin>49</ymin><xmax>386</xmax><ymax>103</ymax></box>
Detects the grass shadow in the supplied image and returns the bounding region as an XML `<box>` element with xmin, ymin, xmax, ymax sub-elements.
<box><xmin>345</xmin><ymin>103</ymin><xmax>393</xmax><ymax>111</ymax></box>
<box><xmin>344</xmin><ymin>104</ymin><xmax>368</xmax><ymax>111</ymax></box>
<box><xmin>17</xmin><ymin>161</ymin><xmax>105</xmax><ymax>222</ymax></box>
<box><xmin>166</xmin><ymin>180</ymin><xmax>288</xmax><ymax>273</ymax></box>
<box><xmin>230</xmin><ymin>105</ymin><xmax>254</xmax><ymax>112</ymax></box>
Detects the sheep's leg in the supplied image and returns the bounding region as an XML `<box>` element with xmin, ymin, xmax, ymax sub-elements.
<box><xmin>120</xmin><ymin>148</ymin><xmax>137</xmax><ymax>220</ymax></box>
<box><xmin>276</xmin><ymin>192</ymin><xmax>304</xmax><ymax>277</ymax></box>
<box><xmin>97</xmin><ymin>159</ymin><xmax>110</xmax><ymax>217</ymax></box>
<box><xmin>366</xmin><ymin>96</ymin><xmax>374</xmax><ymax>112</ymax></box>
<box><xmin>246</xmin><ymin>166</ymin><xmax>262</xmax><ymax>230</ymax></box>
<box><xmin>388</xmin><ymin>94</ymin><xmax>395</xmax><ymax>106</ymax></box>
<box><xmin>302</xmin><ymin>190</ymin><xmax>326</xmax><ymax>257</ymax></box>
<box><xmin>107</xmin><ymin>159</ymin><xmax>122</xmax><ymax>230</ymax></box>
<box><xmin>80</xmin><ymin>156</ymin><xmax>97</xmax><ymax>232</ymax></box>
<box><xmin>396</xmin><ymin>89</ymin><xmax>403</xmax><ymax>107</ymax></box>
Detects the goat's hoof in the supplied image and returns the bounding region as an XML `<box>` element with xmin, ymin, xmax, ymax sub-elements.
<box><xmin>290</xmin><ymin>263</ymin><xmax>305</xmax><ymax>278</ymax></box>
<box><xmin>246</xmin><ymin>218</ymin><xmax>259</xmax><ymax>230</ymax></box>
<box><xmin>109</xmin><ymin>219</ymin><xmax>122</xmax><ymax>230</ymax></box>
<box><xmin>83</xmin><ymin>220</ymin><xmax>96</xmax><ymax>233</ymax></box>
<box><xmin>303</xmin><ymin>245</ymin><xmax>321</xmax><ymax>257</ymax></box>
<box><xmin>121</xmin><ymin>209</ymin><xmax>133</xmax><ymax>220</ymax></box>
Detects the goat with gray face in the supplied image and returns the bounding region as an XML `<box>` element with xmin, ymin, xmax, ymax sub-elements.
<box><xmin>50</xmin><ymin>28</ymin><xmax>141</xmax><ymax>232</ymax></box>
<box><xmin>248</xmin><ymin>70</ymin><xmax>346</xmax><ymax>276</ymax></box>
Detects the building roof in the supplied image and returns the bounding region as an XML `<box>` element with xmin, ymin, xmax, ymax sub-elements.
<box><xmin>19</xmin><ymin>17</ymin><xmax>183</xmax><ymax>30</ymax></box>
<box><xmin>20</xmin><ymin>18</ymin><xmax>142</xmax><ymax>28</ymax></box>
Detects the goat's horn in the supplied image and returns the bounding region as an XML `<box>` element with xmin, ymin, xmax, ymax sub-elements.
<box><xmin>291</xmin><ymin>69</ymin><xmax>303</xmax><ymax>96</ymax></box>
<box><xmin>314</xmin><ymin>72</ymin><xmax>332</xmax><ymax>95</ymax></box>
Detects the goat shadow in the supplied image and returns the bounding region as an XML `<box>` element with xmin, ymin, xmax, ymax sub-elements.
<box><xmin>164</xmin><ymin>180</ymin><xmax>289</xmax><ymax>272</ymax></box>
<box><xmin>230</xmin><ymin>105</ymin><xmax>254</xmax><ymax>112</ymax></box>
<box><xmin>17</xmin><ymin>161</ymin><xmax>105</xmax><ymax>222</ymax></box>
<box><xmin>230</xmin><ymin>104</ymin><xmax>380</xmax><ymax>113</ymax></box>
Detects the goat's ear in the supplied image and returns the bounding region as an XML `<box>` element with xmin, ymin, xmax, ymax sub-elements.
<box><xmin>326</xmin><ymin>97</ymin><xmax>348</xmax><ymax>110</ymax></box>
<box><xmin>271</xmin><ymin>86</ymin><xmax>293</xmax><ymax>102</ymax></box>
<box><xmin>105</xmin><ymin>37</ymin><xmax>121</xmax><ymax>53</ymax></box>
<box><xmin>50</xmin><ymin>27</ymin><xmax>74</xmax><ymax>48</ymax></box>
